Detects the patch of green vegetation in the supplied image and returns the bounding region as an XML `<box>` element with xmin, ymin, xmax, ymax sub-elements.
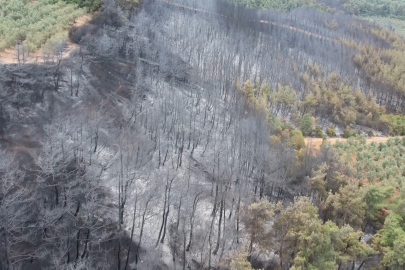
<box><xmin>367</xmin><ymin>16</ymin><xmax>405</xmax><ymax>37</ymax></box>
<box><xmin>341</xmin><ymin>0</ymin><xmax>405</xmax><ymax>36</ymax></box>
<box><xmin>313</xmin><ymin>125</ymin><xmax>324</xmax><ymax>138</ymax></box>
<box><xmin>380</xmin><ymin>114</ymin><xmax>405</xmax><ymax>136</ymax></box>
<box><xmin>240</xmin><ymin>66</ymin><xmax>405</xmax><ymax>137</ymax></box>
<box><xmin>343</xmin><ymin>127</ymin><xmax>358</xmax><ymax>138</ymax></box>
<box><xmin>334</xmin><ymin>136</ymin><xmax>405</xmax><ymax>186</ymax></box>
<box><xmin>326</xmin><ymin>137</ymin><xmax>405</xmax><ymax>268</ymax></box>
<box><xmin>0</xmin><ymin>0</ymin><xmax>86</xmax><ymax>51</ymax></box>
<box><xmin>326</xmin><ymin>126</ymin><xmax>337</xmax><ymax>137</ymax></box>
<box><xmin>300</xmin><ymin>113</ymin><xmax>315</xmax><ymax>136</ymax></box>
<box><xmin>341</xmin><ymin>0</ymin><xmax>405</xmax><ymax>20</ymax></box>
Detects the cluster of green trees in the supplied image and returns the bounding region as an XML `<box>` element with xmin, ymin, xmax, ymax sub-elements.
<box><xmin>339</xmin><ymin>1</ymin><xmax>405</xmax><ymax>36</ymax></box>
<box><xmin>335</xmin><ymin>137</ymin><xmax>405</xmax><ymax>190</ymax></box>
<box><xmin>239</xmin><ymin>197</ymin><xmax>372</xmax><ymax>269</ymax></box>
<box><xmin>354</xmin><ymin>46</ymin><xmax>404</xmax><ymax>108</ymax></box>
<box><xmin>379</xmin><ymin>114</ymin><xmax>405</xmax><ymax>136</ymax></box>
<box><xmin>339</xmin><ymin>26</ymin><xmax>405</xmax><ymax>134</ymax></box>
<box><xmin>233</xmin><ymin>137</ymin><xmax>405</xmax><ymax>269</ymax></box>
<box><xmin>239</xmin><ymin>51</ymin><xmax>405</xmax><ymax>136</ymax></box>
<box><xmin>367</xmin><ymin>16</ymin><xmax>405</xmax><ymax>37</ymax></box>
<box><xmin>239</xmin><ymin>75</ymin><xmax>379</xmax><ymax>137</ymax></box>
<box><xmin>335</xmin><ymin>137</ymin><xmax>405</xmax><ymax>268</ymax></box>
<box><xmin>341</xmin><ymin>0</ymin><xmax>405</xmax><ymax>20</ymax></box>
<box><xmin>0</xmin><ymin>0</ymin><xmax>86</xmax><ymax>51</ymax></box>
<box><xmin>299</xmin><ymin>68</ymin><xmax>383</xmax><ymax>127</ymax></box>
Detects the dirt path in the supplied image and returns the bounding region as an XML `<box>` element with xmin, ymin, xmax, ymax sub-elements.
<box><xmin>0</xmin><ymin>14</ymin><xmax>91</xmax><ymax>65</ymax></box>
<box><xmin>305</xmin><ymin>136</ymin><xmax>398</xmax><ymax>152</ymax></box>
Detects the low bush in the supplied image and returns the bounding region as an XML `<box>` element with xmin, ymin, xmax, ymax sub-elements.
<box><xmin>300</xmin><ymin>113</ymin><xmax>314</xmax><ymax>136</ymax></box>
<box><xmin>326</xmin><ymin>126</ymin><xmax>336</xmax><ymax>137</ymax></box>
<box><xmin>343</xmin><ymin>127</ymin><xmax>357</xmax><ymax>138</ymax></box>
<box><xmin>313</xmin><ymin>126</ymin><xmax>324</xmax><ymax>138</ymax></box>
<box><xmin>379</xmin><ymin>114</ymin><xmax>405</xmax><ymax>136</ymax></box>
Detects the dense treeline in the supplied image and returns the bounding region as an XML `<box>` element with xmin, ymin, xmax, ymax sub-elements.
<box><xmin>242</xmin><ymin>136</ymin><xmax>405</xmax><ymax>269</ymax></box>
<box><xmin>333</xmin><ymin>137</ymin><xmax>405</xmax><ymax>268</ymax></box>
<box><xmin>341</xmin><ymin>0</ymin><xmax>405</xmax><ymax>19</ymax></box>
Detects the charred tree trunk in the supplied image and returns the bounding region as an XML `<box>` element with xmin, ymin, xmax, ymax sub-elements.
<box><xmin>81</xmin><ymin>228</ymin><xmax>90</xmax><ymax>259</ymax></box>
<box><xmin>213</xmin><ymin>199</ymin><xmax>223</xmax><ymax>255</ymax></box>
<box><xmin>124</xmin><ymin>196</ymin><xmax>137</xmax><ymax>270</ymax></box>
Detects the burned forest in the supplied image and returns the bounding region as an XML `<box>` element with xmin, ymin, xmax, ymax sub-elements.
<box><xmin>1</xmin><ymin>0</ymin><xmax>405</xmax><ymax>269</ymax></box>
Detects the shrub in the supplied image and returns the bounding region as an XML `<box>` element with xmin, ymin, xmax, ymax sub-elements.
<box><xmin>379</xmin><ymin>114</ymin><xmax>405</xmax><ymax>136</ymax></box>
<box><xmin>368</xmin><ymin>130</ymin><xmax>375</xmax><ymax>137</ymax></box>
<box><xmin>290</xmin><ymin>129</ymin><xmax>305</xmax><ymax>151</ymax></box>
<box><xmin>326</xmin><ymin>126</ymin><xmax>336</xmax><ymax>137</ymax></box>
<box><xmin>343</xmin><ymin>127</ymin><xmax>357</xmax><ymax>138</ymax></box>
<box><xmin>300</xmin><ymin>113</ymin><xmax>314</xmax><ymax>136</ymax></box>
<box><xmin>313</xmin><ymin>126</ymin><xmax>324</xmax><ymax>138</ymax></box>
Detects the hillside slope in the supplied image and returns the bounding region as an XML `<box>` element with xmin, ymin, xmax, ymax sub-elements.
<box><xmin>0</xmin><ymin>0</ymin><xmax>404</xmax><ymax>269</ymax></box>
